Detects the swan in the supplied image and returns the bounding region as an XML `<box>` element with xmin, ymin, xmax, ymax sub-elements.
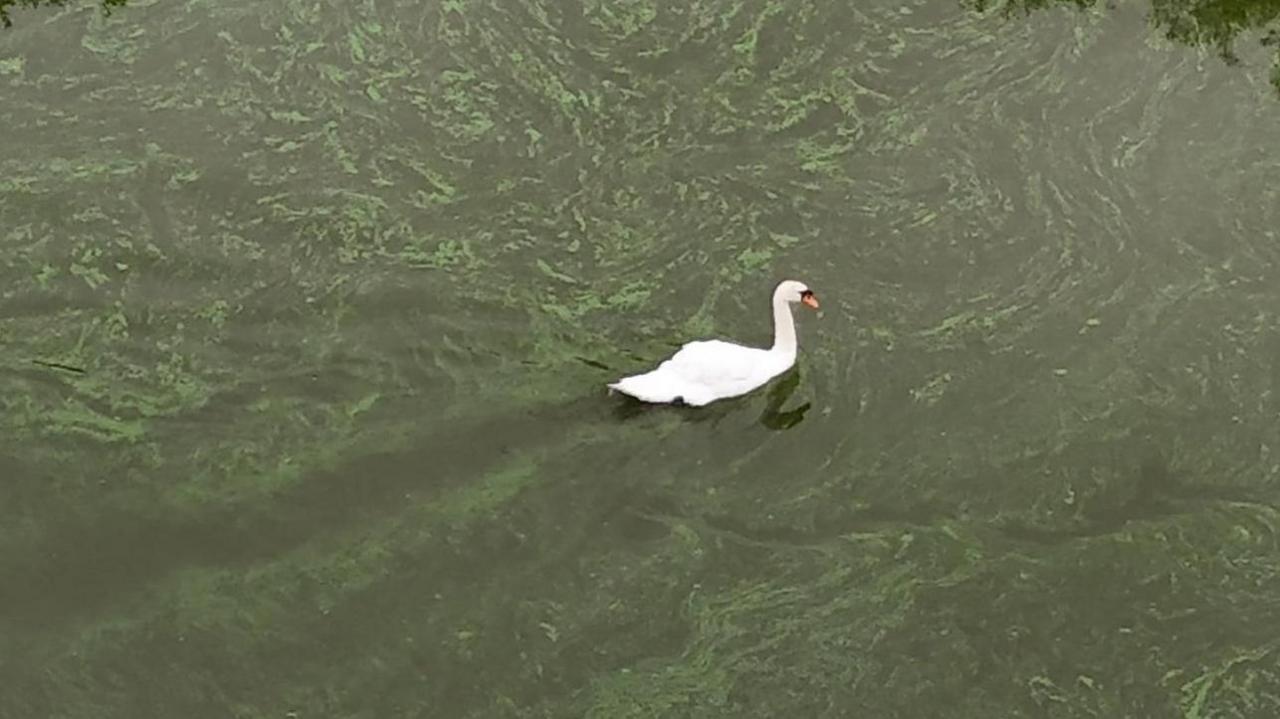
<box><xmin>608</xmin><ymin>280</ymin><xmax>819</xmax><ymax>406</ymax></box>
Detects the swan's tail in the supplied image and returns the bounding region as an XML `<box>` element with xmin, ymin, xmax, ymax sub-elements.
<box><xmin>607</xmin><ymin>370</ymin><xmax>682</xmax><ymax>404</ymax></box>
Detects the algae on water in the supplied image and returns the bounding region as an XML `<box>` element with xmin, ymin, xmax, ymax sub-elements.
<box><xmin>2</xmin><ymin>0</ymin><xmax>1279</xmax><ymax>716</ymax></box>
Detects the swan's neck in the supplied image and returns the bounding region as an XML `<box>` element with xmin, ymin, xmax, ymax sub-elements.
<box><xmin>770</xmin><ymin>295</ymin><xmax>797</xmax><ymax>357</ymax></box>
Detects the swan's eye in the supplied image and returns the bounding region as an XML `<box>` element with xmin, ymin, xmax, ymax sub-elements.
<box><xmin>800</xmin><ymin>290</ymin><xmax>813</xmax><ymax>298</ymax></box>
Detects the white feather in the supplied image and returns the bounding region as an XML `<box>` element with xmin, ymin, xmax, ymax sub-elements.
<box><xmin>608</xmin><ymin>280</ymin><xmax>818</xmax><ymax>407</ymax></box>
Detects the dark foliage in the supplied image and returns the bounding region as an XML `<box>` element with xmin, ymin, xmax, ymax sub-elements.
<box><xmin>968</xmin><ymin>0</ymin><xmax>1280</xmax><ymax>93</ymax></box>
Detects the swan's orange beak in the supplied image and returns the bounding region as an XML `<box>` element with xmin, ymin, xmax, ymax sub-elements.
<box><xmin>801</xmin><ymin>293</ymin><xmax>819</xmax><ymax>309</ymax></box>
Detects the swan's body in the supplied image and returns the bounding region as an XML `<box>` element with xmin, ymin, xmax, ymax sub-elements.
<box><xmin>608</xmin><ymin>280</ymin><xmax>819</xmax><ymax>406</ymax></box>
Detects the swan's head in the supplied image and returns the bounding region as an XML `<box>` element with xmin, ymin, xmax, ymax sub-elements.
<box><xmin>776</xmin><ymin>280</ymin><xmax>819</xmax><ymax>310</ymax></box>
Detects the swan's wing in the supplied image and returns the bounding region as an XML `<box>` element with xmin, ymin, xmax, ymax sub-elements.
<box><xmin>610</xmin><ymin>340</ymin><xmax>779</xmax><ymax>406</ymax></box>
<box><xmin>662</xmin><ymin>340</ymin><xmax>768</xmax><ymax>387</ymax></box>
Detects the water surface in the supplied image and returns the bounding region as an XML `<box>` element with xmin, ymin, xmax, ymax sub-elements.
<box><xmin>2</xmin><ymin>0</ymin><xmax>1280</xmax><ymax>716</ymax></box>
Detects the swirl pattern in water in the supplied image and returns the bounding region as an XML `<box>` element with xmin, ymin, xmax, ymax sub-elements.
<box><xmin>1</xmin><ymin>0</ymin><xmax>1279</xmax><ymax>716</ymax></box>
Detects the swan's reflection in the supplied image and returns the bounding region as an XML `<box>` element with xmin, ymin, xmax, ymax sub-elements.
<box><xmin>758</xmin><ymin>366</ymin><xmax>810</xmax><ymax>430</ymax></box>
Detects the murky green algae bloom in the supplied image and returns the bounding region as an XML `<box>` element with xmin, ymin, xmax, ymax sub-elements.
<box><xmin>2</xmin><ymin>0</ymin><xmax>1279</xmax><ymax>716</ymax></box>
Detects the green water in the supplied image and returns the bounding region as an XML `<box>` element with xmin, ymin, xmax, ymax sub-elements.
<box><xmin>3</xmin><ymin>0</ymin><xmax>1280</xmax><ymax>716</ymax></box>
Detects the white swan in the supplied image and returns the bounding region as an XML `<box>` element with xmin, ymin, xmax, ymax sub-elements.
<box><xmin>608</xmin><ymin>280</ymin><xmax>819</xmax><ymax>406</ymax></box>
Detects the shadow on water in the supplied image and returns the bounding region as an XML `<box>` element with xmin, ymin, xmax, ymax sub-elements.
<box><xmin>0</xmin><ymin>391</ymin><xmax>624</xmax><ymax>630</ymax></box>
<box><xmin>758</xmin><ymin>366</ymin><xmax>811</xmax><ymax>431</ymax></box>
<box><xmin>966</xmin><ymin>0</ymin><xmax>1280</xmax><ymax>94</ymax></box>
<box><xmin>9</xmin><ymin>336</ymin><xmax>826</xmax><ymax>633</ymax></box>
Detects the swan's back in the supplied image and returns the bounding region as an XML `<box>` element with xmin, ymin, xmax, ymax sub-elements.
<box><xmin>609</xmin><ymin>339</ymin><xmax>791</xmax><ymax>406</ymax></box>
